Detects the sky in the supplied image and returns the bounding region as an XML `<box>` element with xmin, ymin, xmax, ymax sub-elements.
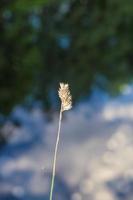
<box><xmin>0</xmin><ymin>85</ymin><xmax>133</xmax><ymax>200</ymax></box>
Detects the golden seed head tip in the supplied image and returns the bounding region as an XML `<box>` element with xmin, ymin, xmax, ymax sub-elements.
<box><xmin>58</xmin><ymin>82</ymin><xmax>72</xmax><ymax>111</ymax></box>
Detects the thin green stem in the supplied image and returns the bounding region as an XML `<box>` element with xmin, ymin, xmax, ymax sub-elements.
<box><xmin>49</xmin><ymin>105</ymin><xmax>63</xmax><ymax>200</ymax></box>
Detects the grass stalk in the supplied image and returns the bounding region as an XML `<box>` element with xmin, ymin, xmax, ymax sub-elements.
<box><xmin>49</xmin><ymin>83</ymin><xmax>72</xmax><ymax>200</ymax></box>
<box><xmin>49</xmin><ymin>105</ymin><xmax>63</xmax><ymax>200</ymax></box>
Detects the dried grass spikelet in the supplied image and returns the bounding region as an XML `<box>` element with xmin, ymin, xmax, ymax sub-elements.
<box><xmin>58</xmin><ymin>83</ymin><xmax>72</xmax><ymax>111</ymax></box>
<box><xmin>49</xmin><ymin>82</ymin><xmax>72</xmax><ymax>200</ymax></box>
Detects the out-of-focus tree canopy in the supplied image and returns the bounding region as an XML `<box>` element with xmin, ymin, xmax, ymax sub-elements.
<box><xmin>0</xmin><ymin>0</ymin><xmax>133</xmax><ymax>114</ymax></box>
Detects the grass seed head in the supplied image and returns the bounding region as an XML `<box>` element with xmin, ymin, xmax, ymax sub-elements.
<box><xmin>58</xmin><ymin>83</ymin><xmax>72</xmax><ymax>111</ymax></box>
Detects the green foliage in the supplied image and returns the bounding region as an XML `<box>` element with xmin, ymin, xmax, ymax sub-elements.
<box><xmin>9</xmin><ymin>0</ymin><xmax>60</xmax><ymax>11</ymax></box>
<box><xmin>0</xmin><ymin>0</ymin><xmax>133</xmax><ymax>114</ymax></box>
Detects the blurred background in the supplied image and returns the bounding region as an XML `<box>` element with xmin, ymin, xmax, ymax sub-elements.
<box><xmin>0</xmin><ymin>0</ymin><xmax>133</xmax><ymax>199</ymax></box>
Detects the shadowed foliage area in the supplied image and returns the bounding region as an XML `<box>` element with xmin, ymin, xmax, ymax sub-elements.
<box><xmin>0</xmin><ymin>0</ymin><xmax>133</xmax><ymax>114</ymax></box>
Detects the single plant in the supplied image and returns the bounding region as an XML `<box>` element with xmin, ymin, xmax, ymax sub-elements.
<box><xmin>49</xmin><ymin>83</ymin><xmax>72</xmax><ymax>200</ymax></box>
